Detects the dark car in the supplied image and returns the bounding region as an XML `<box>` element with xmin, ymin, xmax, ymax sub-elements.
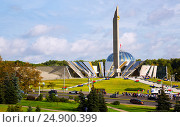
<box><xmin>48</xmin><ymin>90</ymin><xmax>58</xmax><ymax>96</ymax></box>
<box><xmin>69</xmin><ymin>91</ymin><xmax>79</xmax><ymax>94</ymax></box>
<box><xmin>130</xmin><ymin>99</ymin><xmax>143</xmax><ymax>105</ymax></box>
<box><xmin>148</xmin><ymin>96</ymin><xmax>157</xmax><ymax>100</ymax></box>
<box><xmin>110</xmin><ymin>94</ymin><xmax>118</xmax><ymax>98</ymax></box>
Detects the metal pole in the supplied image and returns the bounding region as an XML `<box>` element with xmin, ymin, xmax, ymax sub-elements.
<box><xmin>39</xmin><ymin>84</ymin><xmax>40</xmax><ymax>95</ymax></box>
<box><xmin>63</xmin><ymin>67</ymin><xmax>65</xmax><ymax>93</ymax></box>
<box><xmin>88</xmin><ymin>77</ymin><xmax>90</xmax><ymax>93</ymax></box>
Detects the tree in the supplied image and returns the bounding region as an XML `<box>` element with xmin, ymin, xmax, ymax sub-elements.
<box><xmin>87</xmin><ymin>87</ymin><xmax>99</xmax><ymax>112</ymax></box>
<box><xmin>0</xmin><ymin>62</ymin><xmax>42</xmax><ymax>93</ymax></box>
<box><xmin>16</xmin><ymin>63</ymin><xmax>42</xmax><ymax>93</ymax></box>
<box><xmin>0</xmin><ymin>82</ymin><xmax>5</xmax><ymax>104</ymax></box>
<box><xmin>4</xmin><ymin>73</ymin><xmax>22</xmax><ymax>104</ymax></box>
<box><xmin>98</xmin><ymin>93</ymin><xmax>108</xmax><ymax>112</ymax></box>
<box><xmin>77</xmin><ymin>92</ymin><xmax>87</xmax><ymax>112</ymax></box>
<box><xmin>156</xmin><ymin>89</ymin><xmax>171</xmax><ymax>111</ymax></box>
<box><xmin>174</xmin><ymin>100</ymin><xmax>180</xmax><ymax>112</ymax></box>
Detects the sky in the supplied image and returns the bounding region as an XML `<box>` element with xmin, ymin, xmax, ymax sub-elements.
<box><xmin>0</xmin><ymin>0</ymin><xmax>180</xmax><ymax>63</ymax></box>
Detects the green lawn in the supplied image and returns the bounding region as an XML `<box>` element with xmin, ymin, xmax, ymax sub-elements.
<box><xmin>147</xmin><ymin>78</ymin><xmax>180</xmax><ymax>88</ymax></box>
<box><xmin>33</xmin><ymin>78</ymin><xmax>102</xmax><ymax>90</ymax></box>
<box><xmin>69</xmin><ymin>78</ymin><xmax>151</xmax><ymax>94</ymax></box>
<box><xmin>19</xmin><ymin>100</ymin><xmax>79</xmax><ymax>112</ymax></box>
<box><xmin>107</xmin><ymin>103</ymin><xmax>156</xmax><ymax>112</ymax></box>
<box><xmin>0</xmin><ymin>104</ymin><xmax>57</xmax><ymax>112</ymax></box>
<box><xmin>0</xmin><ymin>100</ymin><xmax>120</xmax><ymax>112</ymax></box>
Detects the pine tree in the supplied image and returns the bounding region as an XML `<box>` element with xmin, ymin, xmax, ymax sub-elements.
<box><xmin>156</xmin><ymin>89</ymin><xmax>171</xmax><ymax>111</ymax></box>
<box><xmin>77</xmin><ymin>92</ymin><xmax>87</xmax><ymax>112</ymax></box>
<box><xmin>98</xmin><ymin>93</ymin><xmax>108</xmax><ymax>112</ymax></box>
<box><xmin>0</xmin><ymin>83</ymin><xmax>5</xmax><ymax>104</ymax></box>
<box><xmin>174</xmin><ymin>101</ymin><xmax>180</xmax><ymax>112</ymax></box>
<box><xmin>4</xmin><ymin>73</ymin><xmax>22</xmax><ymax>104</ymax></box>
<box><xmin>87</xmin><ymin>87</ymin><xmax>99</xmax><ymax>112</ymax></box>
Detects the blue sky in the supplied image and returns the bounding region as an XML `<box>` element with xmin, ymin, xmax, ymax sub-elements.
<box><xmin>0</xmin><ymin>0</ymin><xmax>180</xmax><ymax>63</ymax></box>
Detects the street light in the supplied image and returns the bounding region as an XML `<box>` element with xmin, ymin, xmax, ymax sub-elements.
<box><xmin>170</xmin><ymin>73</ymin><xmax>178</xmax><ymax>98</ymax></box>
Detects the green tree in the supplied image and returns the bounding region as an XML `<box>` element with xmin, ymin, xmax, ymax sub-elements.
<box><xmin>87</xmin><ymin>87</ymin><xmax>99</xmax><ymax>112</ymax></box>
<box><xmin>98</xmin><ymin>93</ymin><xmax>108</xmax><ymax>112</ymax></box>
<box><xmin>0</xmin><ymin>83</ymin><xmax>5</xmax><ymax>104</ymax></box>
<box><xmin>156</xmin><ymin>89</ymin><xmax>171</xmax><ymax>111</ymax></box>
<box><xmin>174</xmin><ymin>100</ymin><xmax>180</xmax><ymax>112</ymax></box>
<box><xmin>4</xmin><ymin>73</ymin><xmax>22</xmax><ymax>104</ymax></box>
<box><xmin>35</xmin><ymin>94</ymin><xmax>43</xmax><ymax>101</ymax></box>
<box><xmin>77</xmin><ymin>92</ymin><xmax>87</xmax><ymax>112</ymax></box>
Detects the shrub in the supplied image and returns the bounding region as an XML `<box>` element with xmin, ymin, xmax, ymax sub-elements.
<box><xmin>35</xmin><ymin>106</ymin><xmax>41</xmax><ymax>112</ymax></box>
<box><xmin>125</xmin><ymin>88</ymin><xmax>144</xmax><ymax>91</ymax></box>
<box><xmin>46</xmin><ymin>93</ymin><xmax>59</xmax><ymax>102</ymax></box>
<box><xmin>174</xmin><ymin>101</ymin><xmax>180</xmax><ymax>112</ymax></box>
<box><xmin>112</xmin><ymin>101</ymin><xmax>120</xmax><ymax>105</ymax></box>
<box><xmin>7</xmin><ymin>104</ymin><xmax>23</xmax><ymax>112</ymax></box>
<box><xmin>27</xmin><ymin>105</ymin><xmax>33</xmax><ymax>112</ymax></box>
<box><xmin>27</xmin><ymin>95</ymin><xmax>35</xmax><ymax>100</ymax></box>
<box><xmin>74</xmin><ymin>96</ymin><xmax>80</xmax><ymax>103</ymax></box>
<box><xmin>35</xmin><ymin>94</ymin><xmax>43</xmax><ymax>101</ymax></box>
<box><xmin>69</xmin><ymin>96</ymin><xmax>73</xmax><ymax>100</ymax></box>
<box><xmin>59</xmin><ymin>97</ymin><xmax>69</xmax><ymax>103</ymax></box>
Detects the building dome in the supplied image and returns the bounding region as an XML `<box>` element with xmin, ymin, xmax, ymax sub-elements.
<box><xmin>106</xmin><ymin>50</ymin><xmax>135</xmax><ymax>62</ymax></box>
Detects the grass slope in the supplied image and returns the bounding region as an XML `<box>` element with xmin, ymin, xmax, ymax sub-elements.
<box><xmin>70</xmin><ymin>78</ymin><xmax>151</xmax><ymax>94</ymax></box>
<box><xmin>107</xmin><ymin>103</ymin><xmax>156</xmax><ymax>112</ymax></box>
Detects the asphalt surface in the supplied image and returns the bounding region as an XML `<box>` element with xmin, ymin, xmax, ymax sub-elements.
<box><xmin>28</xmin><ymin>91</ymin><xmax>161</xmax><ymax>106</ymax></box>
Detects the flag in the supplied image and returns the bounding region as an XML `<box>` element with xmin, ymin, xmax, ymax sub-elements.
<box><xmin>147</xmin><ymin>89</ymin><xmax>149</xmax><ymax>93</ymax></box>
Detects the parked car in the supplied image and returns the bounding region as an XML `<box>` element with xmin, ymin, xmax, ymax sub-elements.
<box><xmin>148</xmin><ymin>96</ymin><xmax>157</xmax><ymax>100</ymax></box>
<box><xmin>69</xmin><ymin>91</ymin><xmax>79</xmax><ymax>94</ymax></box>
<box><xmin>110</xmin><ymin>94</ymin><xmax>118</xmax><ymax>98</ymax></box>
<box><xmin>48</xmin><ymin>90</ymin><xmax>58</xmax><ymax>96</ymax></box>
<box><xmin>130</xmin><ymin>99</ymin><xmax>144</xmax><ymax>105</ymax></box>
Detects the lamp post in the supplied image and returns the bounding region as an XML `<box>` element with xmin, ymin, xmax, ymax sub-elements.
<box><xmin>170</xmin><ymin>73</ymin><xmax>178</xmax><ymax>94</ymax></box>
<box><xmin>38</xmin><ymin>82</ymin><xmax>40</xmax><ymax>95</ymax></box>
<box><xmin>88</xmin><ymin>71</ymin><xmax>91</xmax><ymax>93</ymax></box>
<box><xmin>63</xmin><ymin>67</ymin><xmax>65</xmax><ymax>93</ymax></box>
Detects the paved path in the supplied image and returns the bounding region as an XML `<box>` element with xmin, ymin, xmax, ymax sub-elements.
<box><xmin>107</xmin><ymin>106</ymin><xmax>128</xmax><ymax>112</ymax></box>
<box><xmin>129</xmin><ymin>77</ymin><xmax>180</xmax><ymax>93</ymax></box>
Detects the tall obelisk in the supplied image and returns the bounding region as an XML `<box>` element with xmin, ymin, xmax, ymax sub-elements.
<box><xmin>113</xmin><ymin>6</ymin><xmax>120</xmax><ymax>77</ymax></box>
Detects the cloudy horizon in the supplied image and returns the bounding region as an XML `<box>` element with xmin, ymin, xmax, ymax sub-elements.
<box><xmin>0</xmin><ymin>0</ymin><xmax>180</xmax><ymax>63</ymax></box>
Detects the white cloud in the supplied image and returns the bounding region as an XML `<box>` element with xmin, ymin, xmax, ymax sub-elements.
<box><xmin>25</xmin><ymin>25</ymin><xmax>51</xmax><ymax>37</ymax></box>
<box><xmin>0</xmin><ymin>37</ymin><xmax>9</xmax><ymax>53</ymax></box>
<box><xmin>119</xmin><ymin>32</ymin><xmax>136</xmax><ymax>45</ymax></box>
<box><xmin>32</xmin><ymin>36</ymin><xmax>69</xmax><ymax>55</ymax></box>
<box><xmin>0</xmin><ymin>37</ymin><xmax>27</xmax><ymax>56</ymax></box>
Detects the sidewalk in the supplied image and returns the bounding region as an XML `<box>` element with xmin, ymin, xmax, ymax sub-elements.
<box><xmin>107</xmin><ymin>106</ymin><xmax>128</xmax><ymax>112</ymax></box>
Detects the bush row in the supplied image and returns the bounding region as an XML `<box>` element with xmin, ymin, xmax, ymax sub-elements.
<box><xmin>125</xmin><ymin>88</ymin><xmax>144</xmax><ymax>91</ymax></box>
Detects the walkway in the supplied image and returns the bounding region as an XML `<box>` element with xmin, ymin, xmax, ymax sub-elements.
<box><xmin>107</xmin><ymin>106</ymin><xmax>128</xmax><ymax>112</ymax></box>
<box><xmin>129</xmin><ymin>77</ymin><xmax>180</xmax><ymax>93</ymax></box>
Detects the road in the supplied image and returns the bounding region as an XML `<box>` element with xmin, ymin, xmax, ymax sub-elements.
<box><xmin>28</xmin><ymin>91</ymin><xmax>160</xmax><ymax>106</ymax></box>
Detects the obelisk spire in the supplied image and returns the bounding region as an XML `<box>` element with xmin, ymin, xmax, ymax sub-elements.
<box><xmin>113</xmin><ymin>6</ymin><xmax>120</xmax><ymax>77</ymax></box>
